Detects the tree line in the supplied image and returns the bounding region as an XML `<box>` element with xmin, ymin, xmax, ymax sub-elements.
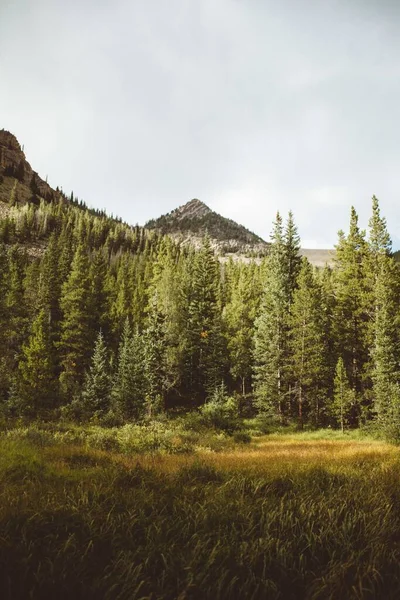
<box><xmin>0</xmin><ymin>194</ymin><xmax>398</xmax><ymax>434</ymax></box>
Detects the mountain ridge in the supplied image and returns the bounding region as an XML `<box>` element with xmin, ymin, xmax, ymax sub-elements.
<box><xmin>146</xmin><ymin>198</ymin><xmax>336</xmax><ymax>265</ymax></box>
<box><xmin>0</xmin><ymin>129</ymin><xmax>335</xmax><ymax>266</ymax></box>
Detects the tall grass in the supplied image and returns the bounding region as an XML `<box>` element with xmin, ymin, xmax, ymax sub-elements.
<box><xmin>1</xmin><ymin>425</ymin><xmax>400</xmax><ymax>599</ymax></box>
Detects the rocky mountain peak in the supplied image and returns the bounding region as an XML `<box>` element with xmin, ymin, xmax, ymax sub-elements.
<box><xmin>175</xmin><ymin>198</ymin><xmax>212</xmax><ymax>220</ymax></box>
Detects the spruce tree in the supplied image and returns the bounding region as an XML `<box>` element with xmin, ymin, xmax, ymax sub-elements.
<box><xmin>58</xmin><ymin>244</ymin><xmax>94</xmax><ymax>397</ymax></box>
<box><xmin>81</xmin><ymin>331</ymin><xmax>112</xmax><ymax>419</ymax></box>
<box><xmin>333</xmin><ymin>207</ymin><xmax>369</xmax><ymax>423</ymax></box>
<box><xmin>253</xmin><ymin>213</ymin><xmax>289</xmax><ymax>418</ymax></box>
<box><xmin>370</xmin><ymin>259</ymin><xmax>400</xmax><ymax>434</ymax></box>
<box><xmin>224</xmin><ymin>263</ymin><xmax>259</xmax><ymax>396</ymax></box>
<box><xmin>112</xmin><ymin>319</ymin><xmax>147</xmax><ymax>420</ymax></box>
<box><xmin>182</xmin><ymin>236</ymin><xmax>225</xmax><ymax>402</ymax></box>
<box><xmin>14</xmin><ymin>308</ymin><xmax>57</xmax><ymax>417</ymax></box>
<box><xmin>332</xmin><ymin>357</ymin><xmax>354</xmax><ymax>432</ymax></box>
<box><xmin>89</xmin><ymin>248</ymin><xmax>111</xmax><ymax>340</ymax></box>
<box><xmin>147</xmin><ymin>237</ymin><xmax>182</xmax><ymax>397</ymax></box>
<box><xmin>143</xmin><ymin>292</ymin><xmax>167</xmax><ymax>414</ymax></box>
<box><xmin>364</xmin><ymin>197</ymin><xmax>400</xmax><ymax>432</ymax></box>
<box><xmin>289</xmin><ymin>259</ymin><xmax>329</xmax><ymax>427</ymax></box>
<box><xmin>38</xmin><ymin>232</ymin><xmax>62</xmax><ymax>345</ymax></box>
<box><xmin>284</xmin><ymin>210</ymin><xmax>301</xmax><ymax>306</ymax></box>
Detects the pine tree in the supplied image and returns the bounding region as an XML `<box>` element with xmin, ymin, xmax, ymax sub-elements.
<box><xmin>284</xmin><ymin>210</ymin><xmax>301</xmax><ymax>306</ymax></box>
<box><xmin>14</xmin><ymin>309</ymin><xmax>57</xmax><ymax>417</ymax></box>
<box><xmin>333</xmin><ymin>207</ymin><xmax>369</xmax><ymax>423</ymax></box>
<box><xmin>112</xmin><ymin>319</ymin><xmax>147</xmax><ymax>420</ymax></box>
<box><xmin>58</xmin><ymin>244</ymin><xmax>94</xmax><ymax>397</ymax></box>
<box><xmin>143</xmin><ymin>292</ymin><xmax>167</xmax><ymax>414</ymax></box>
<box><xmin>183</xmin><ymin>236</ymin><xmax>225</xmax><ymax>402</ymax></box>
<box><xmin>224</xmin><ymin>263</ymin><xmax>260</xmax><ymax>396</ymax></box>
<box><xmin>318</xmin><ymin>265</ymin><xmax>337</xmax><ymax>398</ymax></box>
<box><xmin>332</xmin><ymin>357</ymin><xmax>355</xmax><ymax>432</ymax></box>
<box><xmin>289</xmin><ymin>259</ymin><xmax>329</xmax><ymax>427</ymax></box>
<box><xmin>147</xmin><ymin>237</ymin><xmax>182</xmax><ymax>398</ymax></box>
<box><xmin>81</xmin><ymin>331</ymin><xmax>112</xmax><ymax>419</ymax></box>
<box><xmin>38</xmin><ymin>232</ymin><xmax>62</xmax><ymax>345</ymax></box>
<box><xmin>253</xmin><ymin>213</ymin><xmax>289</xmax><ymax>418</ymax></box>
<box><xmin>89</xmin><ymin>248</ymin><xmax>111</xmax><ymax>340</ymax></box>
<box><xmin>367</xmin><ymin>199</ymin><xmax>400</xmax><ymax>434</ymax></box>
<box><xmin>366</xmin><ymin>197</ymin><xmax>400</xmax><ymax>433</ymax></box>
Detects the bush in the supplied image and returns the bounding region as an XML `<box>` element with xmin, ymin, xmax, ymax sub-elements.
<box><xmin>200</xmin><ymin>383</ymin><xmax>240</xmax><ymax>431</ymax></box>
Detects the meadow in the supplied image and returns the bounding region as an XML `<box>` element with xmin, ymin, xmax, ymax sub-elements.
<box><xmin>1</xmin><ymin>421</ymin><xmax>400</xmax><ymax>599</ymax></box>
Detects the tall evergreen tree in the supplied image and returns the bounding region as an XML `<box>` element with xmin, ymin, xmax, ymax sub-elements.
<box><xmin>58</xmin><ymin>244</ymin><xmax>94</xmax><ymax>397</ymax></box>
<box><xmin>89</xmin><ymin>248</ymin><xmax>111</xmax><ymax>340</ymax></box>
<box><xmin>284</xmin><ymin>210</ymin><xmax>301</xmax><ymax>306</ymax></box>
<box><xmin>253</xmin><ymin>213</ymin><xmax>289</xmax><ymax>418</ymax></box>
<box><xmin>143</xmin><ymin>292</ymin><xmax>167</xmax><ymax>413</ymax></box>
<box><xmin>81</xmin><ymin>331</ymin><xmax>112</xmax><ymax>419</ymax></box>
<box><xmin>182</xmin><ymin>236</ymin><xmax>225</xmax><ymax>402</ymax></box>
<box><xmin>224</xmin><ymin>263</ymin><xmax>259</xmax><ymax>396</ymax></box>
<box><xmin>289</xmin><ymin>259</ymin><xmax>329</xmax><ymax>427</ymax></box>
<box><xmin>366</xmin><ymin>200</ymin><xmax>400</xmax><ymax>432</ymax></box>
<box><xmin>13</xmin><ymin>308</ymin><xmax>57</xmax><ymax>416</ymax></box>
<box><xmin>112</xmin><ymin>319</ymin><xmax>147</xmax><ymax>420</ymax></box>
<box><xmin>38</xmin><ymin>232</ymin><xmax>62</xmax><ymax>345</ymax></box>
<box><xmin>332</xmin><ymin>357</ymin><xmax>355</xmax><ymax>432</ymax></box>
<box><xmin>333</xmin><ymin>207</ymin><xmax>369</xmax><ymax>423</ymax></box>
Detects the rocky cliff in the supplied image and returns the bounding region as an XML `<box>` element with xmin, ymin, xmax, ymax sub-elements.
<box><xmin>0</xmin><ymin>129</ymin><xmax>58</xmax><ymax>202</ymax></box>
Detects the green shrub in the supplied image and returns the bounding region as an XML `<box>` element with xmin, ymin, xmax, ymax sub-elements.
<box><xmin>200</xmin><ymin>383</ymin><xmax>240</xmax><ymax>431</ymax></box>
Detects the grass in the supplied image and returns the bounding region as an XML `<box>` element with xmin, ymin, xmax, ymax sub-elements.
<box><xmin>1</xmin><ymin>423</ymin><xmax>400</xmax><ymax>599</ymax></box>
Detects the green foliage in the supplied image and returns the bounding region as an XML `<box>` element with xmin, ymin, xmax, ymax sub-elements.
<box><xmin>111</xmin><ymin>319</ymin><xmax>147</xmax><ymax>420</ymax></box>
<box><xmin>80</xmin><ymin>331</ymin><xmax>112</xmax><ymax>420</ymax></box>
<box><xmin>11</xmin><ymin>309</ymin><xmax>58</xmax><ymax>417</ymax></box>
<box><xmin>0</xmin><ymin>189</ymin><xmax>400</xmax><ymax>437</ymax></box>
<box><xmin>253</xmin><ymin>213</ymin><xmax>289</xmax><ymax>417</ymax></box>
<box><xmin>289</xmin><ymin>258</ymin><xmax>329</xmax><ymax>427</ymax></box>
<box><xmin>331</xmin><ymin>357</ymin><xmax>355</xmax><ymax>431</ymax></box>
<box><xmin>200</xmin><ymin>383</ymin><xmax>239</xmax><ymax>430</ymax></box>
<box><xmin>58</xmin><ymin>244</ymin><xmax>94</xmax><ymax>396</ymax></box>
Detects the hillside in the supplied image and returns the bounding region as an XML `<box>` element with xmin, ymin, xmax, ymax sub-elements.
<box><xmin>0</xmin><ymin>130</ymin><xmax>335</xmax><ymax>266</ymax></box>
<box><xmin>0</xmin><ymin>129</ymin><xmax>62</xmax><ymax>207</ymax></box>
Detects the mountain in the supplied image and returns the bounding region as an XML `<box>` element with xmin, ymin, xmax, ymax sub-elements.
<box><xmin>145</xmin><ymin>198</ymin><xmax>269</xmax><ymax>256</ymax></box>
<box><xmin>0</xmin><ymin>130</ymin><xmax>335</xmax><ymax>266</ymax></box>
<box><xmin>146</xmin><ymin>198</ymin><xmax>336</xmax><ymax>265</ymax></box>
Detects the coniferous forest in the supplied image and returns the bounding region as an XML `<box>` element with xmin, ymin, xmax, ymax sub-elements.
<box><xmin>4</xmin><ymin>185</ymin><xmax>400</xmax><ymax>600</ymax></box>
<box><xmin>0</xmin><ymin>191</ymin><xmax>398</xmax><ymax>437</ymax></box>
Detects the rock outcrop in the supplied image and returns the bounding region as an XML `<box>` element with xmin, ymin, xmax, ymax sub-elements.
<box><xmin>0</xmin><ymin>129</ymin><xmax>56</xmax><ymax>201</ymax></box>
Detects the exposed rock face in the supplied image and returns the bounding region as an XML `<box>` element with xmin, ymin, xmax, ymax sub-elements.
<box><xmin>173</xmin><ymin>198</ymin><xmax>213</xmax><ymax>220</ymax></box>
<box><xmin>0</xmin><ymin>129</ymin><xmax>56</xmax><ymax>201</ymax></box>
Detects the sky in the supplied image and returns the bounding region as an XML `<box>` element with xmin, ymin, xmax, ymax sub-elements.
<box><xmin>1</xmin><ymin>0</ymin><xmax>400</xmax><ymax>248</ymax></box>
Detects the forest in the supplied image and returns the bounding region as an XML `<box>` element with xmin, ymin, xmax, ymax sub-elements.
<box><xmin>0</xmin><ymin>191</ymin><xmax>398</xmax><ymax>436</ymax></box>
<box><xmin>3</xmin><ymin>191</ymin><xmax>400</xmax><ymax>599</ymax></box>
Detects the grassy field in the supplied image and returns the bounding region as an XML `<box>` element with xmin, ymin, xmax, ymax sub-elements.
<box><xmin>1</xmin><ymin>423</ymin><xmax>400</xmax><ymax>599</ymax></box>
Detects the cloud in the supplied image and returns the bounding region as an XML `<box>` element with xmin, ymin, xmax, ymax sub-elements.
<box><xmin>1</xmin><ymin>0</ymin><xmax>400</xmax><ymax>247</ymax></box>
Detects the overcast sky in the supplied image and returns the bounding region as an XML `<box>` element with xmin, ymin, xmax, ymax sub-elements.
<box><xmin>1</xmin><ymin>0</ymin><xmax>400</xmax><ymax>248</ymax></box>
